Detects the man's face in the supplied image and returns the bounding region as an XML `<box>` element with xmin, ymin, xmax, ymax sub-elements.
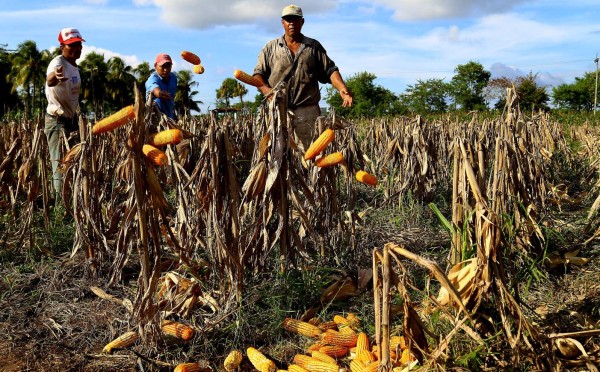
<box><xmin>156</xmin><ymin>62</ymin><xmax>172</xmax><ymax>79</ymax></box>
<box><xmin>281</xmin><ymin>16</ymin><xmax>303</xmax><ymax>37</ymax></box>
<box><xmin>61</xmin><ymin>41</ymin><xmax>82</xmax><ymax>61</ymax></box>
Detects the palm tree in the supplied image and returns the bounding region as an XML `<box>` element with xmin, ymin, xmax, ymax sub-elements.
<box><xmin>133</xmin><ymin>61</ymin><xmax>153</xmax><ymax>93</ymax></box>
<box><xmin>175</xmin><ymin>70</ymin><xmax>202</xmax><ymax>117</ymax></box>
<box><xmin>79</xmin><ymin>52</ymin><xmax>109</xmax><ymax>118</ymax></box>
<box><xmin>106</xmin><ymin>56</ymin><xmax>135</xmax><ymax>109</ymax></box>
<box><xmin>8</xmin><ymin>41</ymin><xmax>50</xmax><ymax>118</ymax></box>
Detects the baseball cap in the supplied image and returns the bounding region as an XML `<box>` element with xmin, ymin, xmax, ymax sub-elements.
<box><xmin>282</xmin><ymin>5</ymin><xmax>303</xmax><ymax>18</ymax></box>
<box><xmin>58</xmin><ymin>28</ymin><xmax>85</xmax><ymax>45</ymax></box>
<box><xmin>154</xmin><ymin>53</ymin><xmax>173</xmax><ymax>66</ymax></box>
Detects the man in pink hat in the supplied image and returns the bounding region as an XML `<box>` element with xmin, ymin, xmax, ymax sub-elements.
<box><xmin>252</xmin><ymin>5</ymin><xmax>353</xmax><ymax>148</ymax></box>
<box><xmin>145</xmin><ymin>53</ymin><xmax>178</xmax><ymax>119</ymax></box>
<box><xmin>44</xmin><ymin>27</ymin><xmax>85</xmax><ymax>199</ymax></box>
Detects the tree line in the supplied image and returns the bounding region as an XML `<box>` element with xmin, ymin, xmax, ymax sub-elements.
<box><xmin>1</xmin><ymin>41</ymin><xmax>597</xmax><ymax>121</ymax></box>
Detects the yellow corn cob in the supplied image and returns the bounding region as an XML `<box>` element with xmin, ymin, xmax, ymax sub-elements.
<box><xmin>355</xmin><ymin>170</ymin><xmax>378</xmax><ymax>186</ymax></box>
<box><xmin>102</xmin><ymin>331</ymin><xmax>138</xmax><ymax>353</ymax></box>
<box><xmin>345</xmin><ymin>313</ymin><xmax>361</xmax><ymax>330</ymax></box>
<box><xmin>355</xmin><ymin>350</ymin><xmax>376</xmax><ymax>365</ymax></box>
<box><xmin>174</xmin><ymin>363</ymin><xmax>202</xmax><ymax>372</ymax></box>
<box><xmin>321</xmin><ymin>329</ymin><xmax>358</xmax><ymax>348</ymax></box>
<box><xmin>317</xmin><ymin>321</ymin><xmax>338</xmax><ymax>332</ymax></box>
<box><xmin>371</xmin><ymin>346</ymin><xmax>397</xmax><ymax>361</ymax></box>
<box><xmin>293</xmin><ymin>355</ymin><xmax>338</xmax><ymax>372</ymax></box>
<box><xmin>149</xmin><ymin>128</ymin><xmax>183</xmax><ymax>147</ymax></box>
<box><xmin>233</xmin><ymin>69</ymin><xmax>263</xmax><ymax>88</ymax></box>
<box><xmin>333</xmin><ymin>315</ymin><xmax>355</xmax><ymax>335</ymax></box>
<box><xmin>307</xmin><ymin>341</ymin><xmax>328</xmax><ymax>353</ymax></box>
<box><xmin>282</xmin><ymin>318</ymin><xmax>322</xmax><ymax>338</ymax></box>
<box><xmin>143</xmin><ymin>144</ymin><xmax>168</xmax><ymax>166</ymax></box>
<box><xmin>356</xmin><ymin>333</ymin><xmax>369</xmax><ymax>352</ymax></box>
<box><xmin>193</xmin><ymin>64</ymin><xmax>205</xmax><ymax>74</ymax></box>
<box><xmin>390</xmin><ymin>336</ymin><xmax>407</xmax><ymax>350</ymax></box>
<box><xmin>288</xmin><ymin>364</ymin><xmax>309</xmax><ymax>372</ymax></box>
<box><xmin>399</xmin><ymin>349</ymin><xmax>415</xmax><ymax>365</ymax></box>
<box><xmin>247</xmin><ymin>347</ymin><xmax>277</xmax><ymax>372</ymax></box>
<box><xmin>161</xmin><ymin>320</ymin><xmax>194</xmax><ymax>341</ymax></box>
<box><xmin>224</xmin><ymin>350</ymin><xmax>243</xmax><ymax>371</ymax></box>
<box><xmin>349</xmin><ymin>359</ymin><xmax>366</xmax><ymax>372</ymax></box>
<box><xmin>181</xmin><ymin>50</ymin><xmax>201</xmax><ymax>65</ymax></box>
<box><xmin>92</xmin><ymin>105</ymin><xmax>135</xmax><ymax>135</ymax></box>
<box><xmin>311</xmin><ymin>350</ymin><xmax>337</xmax><ymax>364</ymax></box>
<box><xmin>317</xmin><ymin>345</ymin><xmax>348</xmax><ymax>359</ymax></box>
<box><xmin>304</xmin><ymin>129</ymin><xmax>334</xmax><ymax>160</ymax></box>
<box><xmin>307</xmin><ymin>317</ymin><xmax>321</xmax><ymax>326</ymax></box>
<box><xmin>315</xmin><ymin>152</ymin><xmax>345</xmax><ymax>168</ymax></box>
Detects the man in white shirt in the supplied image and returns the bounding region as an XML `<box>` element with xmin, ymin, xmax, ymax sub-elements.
<box><xmin>44</xmin><ymin>27</ymin><xmax>85</xmax><ymax>198</ymax></box>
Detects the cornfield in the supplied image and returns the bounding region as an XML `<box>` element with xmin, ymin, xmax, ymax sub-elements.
<box><xmin>0</xmin><ymin>85</ymin><xmax>598</xmax><ymax>370</ymax></box>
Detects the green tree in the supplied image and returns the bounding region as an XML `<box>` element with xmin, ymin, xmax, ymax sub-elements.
<box><xmin>449</xmin><ymin>61</ymin><xmax>491</xmax><ymax>111</ymax></box>
<box><xmin>106</xmin><ymin>56</ymin><xmax>135</xmax><ymax>109</ymax></box>
<box><xmin>399</xmin><ymin>78</ymin><xmax>448</xmax><ymax>114</ymax></box>
<box><xmin>175</xmin><ymin>70</ymin><xmax>202</xmax><ymax>116</ymax></box>
<box><xmin>133</xmin><ymin>61</ymin><xmax>153</xmax><ymax>92</ymax></box>
<box><xmin>326</xmin><ymin>71</ymin><xmax>404</xmax><ymax>118</ymax></box>
<box><xmin>216</xmin><ymin>78</ymin><xmax>244</xmax><ymax>108</ymax></box>
<box><xmin>8</xmin><ymin>41</ymin><xmax>50</xmax><ymax>118</ymax></box>
<box><xmin>487</xmin><ymin>74</ymin><xmax>549</xmax><ymax>111</ymax></box>
<box><xmin>0</xmin><ymin>46</ymin><xmax>20</xmax><ymax>118</ymax></box>
<box><xmin>552</xmin><ymin>72</ymin><xmax>596</xmax><ymax>111</ymax></box>
<box><xmin>79</xmin><ymin>52</ymin><xmax>109</xmax><ymax>118</ymax></box>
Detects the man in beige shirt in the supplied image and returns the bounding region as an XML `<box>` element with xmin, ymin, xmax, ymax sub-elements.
<box><xmin>253</xmin><ymin>5</ymin><xmax>353</xmax><ymax>148</ymax></box>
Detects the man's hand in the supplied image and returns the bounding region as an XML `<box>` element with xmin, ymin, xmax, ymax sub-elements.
<box><xmin>340</xmin><ymin>90</ymin><xmax>353</xmax><ymax>107</ymax></box>
<box><xmin>157</xmin><ymin>90</ymin><xmax>172</xmax><ymax>101</ymax></box>
<box><xmin>54</xmin><ymin>65</ymin><xmax>68</xmax><ymax>83</ymax></box>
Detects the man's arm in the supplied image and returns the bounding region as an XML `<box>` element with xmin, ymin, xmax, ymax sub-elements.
<box><xmin>330</xmin><ymin>71</ymin><xmax>353</xmax><ymax>107</ymax></box>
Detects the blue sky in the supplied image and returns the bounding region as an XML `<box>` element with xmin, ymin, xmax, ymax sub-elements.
<box><xmin>1</xmin><ymin>0</ymin><xmax>599</xmax><ymax>112</ymax></box>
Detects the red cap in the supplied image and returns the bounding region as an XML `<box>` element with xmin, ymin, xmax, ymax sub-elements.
<box><xmin>58</xmin><ymin>28</ymin><xmax>85</xmax><ymax>45</ymax></box>
<box><xmin>154</xmin><ymin>53</ymin><xmax>173</xmax><ymax>66</ymax></box>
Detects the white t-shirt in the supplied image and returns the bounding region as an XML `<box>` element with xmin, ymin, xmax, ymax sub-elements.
<box><xmin>45</xmin><ymin>55</ymin><xmax>81</xmax><ymax>118</ymax></box>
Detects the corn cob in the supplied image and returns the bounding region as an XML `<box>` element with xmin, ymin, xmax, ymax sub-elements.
<box><xmin>355</xmin><ymin>170</ymin><xmax>378</xmax><ymax>186</ymax></box>
<box><xmin>224</xmin><ymin>350</ymin><xmax>243</xmax><ymax>371</ymax></box>
<box><xmin>288</xmin><ymin>364</ymin><xmax>310</xmax><ymax>372</ymax></box>
<box><xmin>143</xmin><ymin>144</ymin><xmax>168</xmax><ymax>166</ymax></box>
<box><xmin>307</xmin><ymin>341</ymin><xmax>328</xmax><ymax>353</ymax></box>
<box><xmin>356</xmin><ymin>332</ymin><xmax>369</xmax><ymax>352</ymax></box>
<box><xmin>174</xmin><ymin>363</ymin><xmax>202</xmax><ymax>372</ymax></box>
<box><xmin>92</xmin><ymin>105</ymin><xmax>135</xmax><ymax>135</ymax></box>
<box><xmin>193</xmin><ymin>64</ymin><xmax>205</xmax><ymax>74</ymax></box>
<box><xmin>371</xmin><ymin>346</ymin><xmax>397</xmax><ymax>361</ymax></box>
<box><xmin>149</xmin><ymin>128</ymin><xmax>183</xmax><ymax>147</ymax></box>
<box><xmin>282</xmin><ymin>318</ymin><xmax>322</xmax><ymax>338</ymax></box>
<box><xmin>102</xmin><ymin>331</ymin><xmax>138</xmax><ymax>353</ymax></box>
<box><xmin>332</xmin><ymin>315</ymin><xmax>355</xmax><ymax>335</ymax></box>
<box><xmin>399</xmin><ymin>349</ymin><xmax>415</xmax><ymax>365</ymax></box>
<box><xmin>315</xmin><ymin>152</ymin><xmax>344</xmax><ymax>168</ymax></box>
<box><xmin>247</xmin><ymin>347</ymin><xmax>277</xmax><ymax>372</ymax></box>
<box><xmin>345</xmin><ymin>313</ymin><xmax>361</xmax><ymax>330</ymax></box>
<box><xmin>317</xmin><ymin>321</ymin><xmax>338</xmax><ymax>332</ymax></box>
<box><xmin>355</xmin><ymin>350</ymin><xmax>376</xmax><ymax>365</ymax></box>
<box><xmin>293</xmin><ymin>354</ymin><xmax>338</xmax><ymax>372</ymax></box>
<box><xmin>233</xmin><ymin>69</ymin><xmax>264</xmax><ymax>88</ymax></box>
<box><xmin>321</xmin><ymin>329</ymin><xmax>358</xmax><ymax>348</ymax></box>
<box><xmin>161</xmin><ymin>320</ymin><xmax>194</xmax><ymax>341</ymax></box>
<box><xmin>390</xmin><ymin>336</ymin><xmax>407</xmax><ymax>350</ymax></box>
<box><xmin>349</xmin><ymin>359</ymin><xmax>365</xmax><ymax>372</ymax></box>
<box><xmin>311</xmin><ymin>350</ymin><xmax>337</xmax><ymax>364</ymax></box>
<box><xmin>317</xmin><ymin>345</ymin><xmax>348</xmax><ymax>359</ymax></box>
<box><xmin>181</xmin><ymin>50</ymin><xmax>201</xmax><ymax>65</ymax></box>
<box><xmin>304</xmin><ymin>129</ymin><xmax>334</xmax><ymax>160</ymax></box>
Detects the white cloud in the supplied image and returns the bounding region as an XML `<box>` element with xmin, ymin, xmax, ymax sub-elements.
<box><xmin>82</xmin><ymin>46</ymin><xmax>143</xmax><ymax>68</ymax></box>
<box><xmin>141</xmin><ymin>0</ymin><xmax>338</xmax><ymax>29</ymax></box>
<box><xmin>366</xmin><ymin>0</ymin><xmax>531</xmax><ymax>21</ymax></box>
